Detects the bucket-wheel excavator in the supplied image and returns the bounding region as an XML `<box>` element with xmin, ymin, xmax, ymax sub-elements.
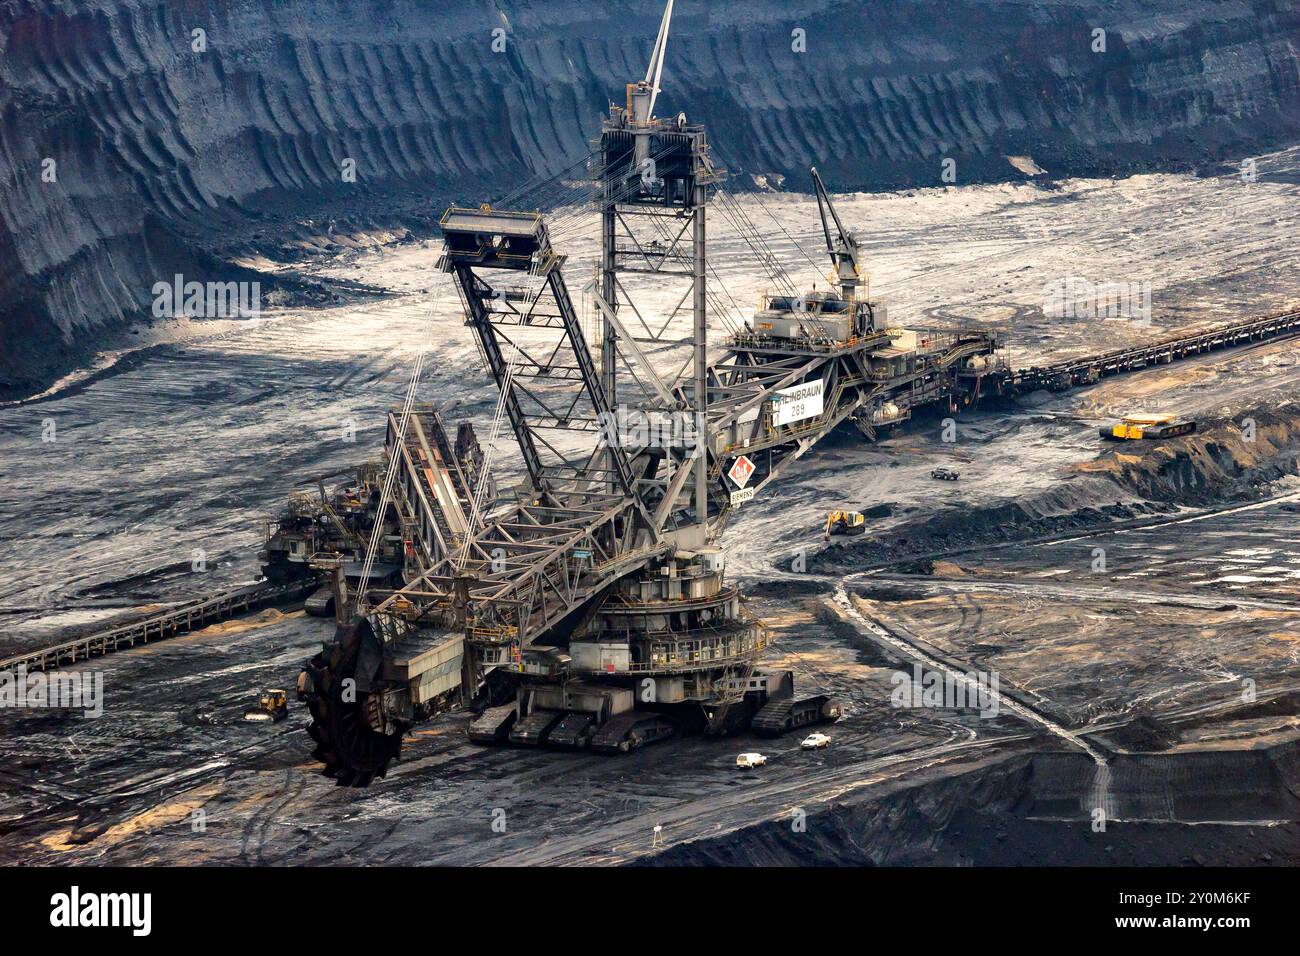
<box><xmin>294</xmin><ymin>0</ymin><xmax>1003</xmax><ymax>784</ymax></box>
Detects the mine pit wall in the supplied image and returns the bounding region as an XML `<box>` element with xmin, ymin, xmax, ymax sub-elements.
<box><xmin>1049</xmin><ymin>405</ymin><xmax>1300</xmax><ymax>507</ymax></box>
<box><xmin>641</xmin><ymin>741</ymin><xmax>1300</xmax><ymax>866</ymax></box>
<box><xmin>1075</xmin><ymin>407</ymin><xmax>1300</xmax><ymax>504</ymax></box>
<box><xmin>815</xmin><ymin>406</ymin><xmax>1300</xmax><ymax>572</ymax></box>
<box><xmin>3</xmin><ymin>0</ymin><xmax>1300</xmax><ymax>398</ymax></box>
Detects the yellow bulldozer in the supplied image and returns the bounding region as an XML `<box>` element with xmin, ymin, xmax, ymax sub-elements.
<box><xmin>1100</xmin><ymin>412</ymin><xmax>1196</xmax><ymax>441</ymax></box>
<box><xmin>824</xmin><ymin>510</ymin><xmax>866</xmax><ymax>539</ymax></box>
<box><xmin>244</xmin><ymin>688</ymin><xmax>289</xmax><ymax>723</ymax></box>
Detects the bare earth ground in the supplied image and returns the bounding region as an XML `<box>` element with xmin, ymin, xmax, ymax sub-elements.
<box><xmin>1</xmin><ymin>148</ymin><xmax>1299</xmax><ymax>865</ymax></box>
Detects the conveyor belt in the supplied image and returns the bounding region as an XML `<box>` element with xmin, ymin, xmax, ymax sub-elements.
<box><xmin>0</xmin><ymin>579</ymin><xmax>315</xmax><ymax>674</ymax></box>
<box><xmin>1003</xmin><ymin>306</ymin><xmax>1300</xmax><ymax>394</ymax></box>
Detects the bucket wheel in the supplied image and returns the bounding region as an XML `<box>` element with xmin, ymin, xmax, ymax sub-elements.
<box><xmin>299</xmin><ymin>617</ymin><xmax>402</xmax><ymax>787</ymax></box>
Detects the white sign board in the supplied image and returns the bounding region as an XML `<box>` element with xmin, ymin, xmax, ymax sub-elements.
<box><xmin>729</xmin><ymin>488</ymin><xmax>755</xmax><ymax>506</ymax></box>
<box><xmin>771</xmin><ymin>380</ymin><xmax>824</xmax><ymax>427</ymax></box>
<box><xmin>727</xmin><ymin>455</ymin><xmax>755</xmax><ymax>489</ymax></box>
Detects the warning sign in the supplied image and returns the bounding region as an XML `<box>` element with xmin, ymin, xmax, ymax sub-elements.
<box><xmin>727</xmin><ymin>455</ymin><xmax>755</xmax><ymax>489</ymax></box>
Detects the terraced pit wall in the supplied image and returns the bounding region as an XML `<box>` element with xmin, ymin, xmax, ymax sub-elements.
<box><xmin>640</xmin><ymin>742</ymin><xmax>1300</xmax><ymax>866</ymax></box>
<box><xmin>3</xmin><ymin>0</ymin><xmax>1299</xmax><ymax>397</ymax></box>
<box><xmin>813</xmin><ymin>404</ymin><xmax>1300</xmax><ymax>573</ymax></box>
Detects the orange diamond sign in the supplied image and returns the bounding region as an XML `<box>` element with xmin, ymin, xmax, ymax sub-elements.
<box><xmin>727</xmin><ymin>455</ymin><xmax>755</xmax><ymax>489</ymax></box>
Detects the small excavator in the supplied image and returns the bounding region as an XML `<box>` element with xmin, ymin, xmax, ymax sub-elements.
<box><xmin>824</xmin><ymin>510</ymin><xmax>866</xmax><ymax>538</ymax></box>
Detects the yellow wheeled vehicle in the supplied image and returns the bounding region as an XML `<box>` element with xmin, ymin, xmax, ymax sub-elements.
<box><xmin>244</xmin><ymin>688</ymin><xmax>289</xmax><ymax>723</ymax></box>
<box><xmin>1100</xmin><ymin>413</ymin><xmax>1196</xmax><ymax>441</ymax></box>
<box><xmin>824</xmin><ymin>510</ymin><xmax>866</xmax><ymax>539</ymax></box>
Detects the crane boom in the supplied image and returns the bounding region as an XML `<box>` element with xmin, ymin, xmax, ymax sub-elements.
<box><xmin>644</xmin><ymin>0</ymin><xmax>673</xmax><ymax>119</ymax></box>
<box><xmin>810</xmin><ymin>166</ymin><xmax>864</xmax><ymax>303</ymax></box>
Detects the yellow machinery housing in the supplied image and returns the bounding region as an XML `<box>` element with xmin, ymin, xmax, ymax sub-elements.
<box><xmin>1101</xmin><ymin>413</ymin><xmax>1196</xmax><ymax>441</ymax></box>
<box><xmin>824</xmin><ymin>510</ymin><xmax>866</xmax><ymax>538</ymax></box>
<box><xmin>245</xmin><ymin>688</ymin><xmax>289</xmax><ymax>723</ymax></box>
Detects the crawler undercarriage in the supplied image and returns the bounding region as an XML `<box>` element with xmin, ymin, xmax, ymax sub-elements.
<box><xmin>296</xmin><ymin>544</ymin><xmax>842</xmax><ymax>783</ymax></box>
